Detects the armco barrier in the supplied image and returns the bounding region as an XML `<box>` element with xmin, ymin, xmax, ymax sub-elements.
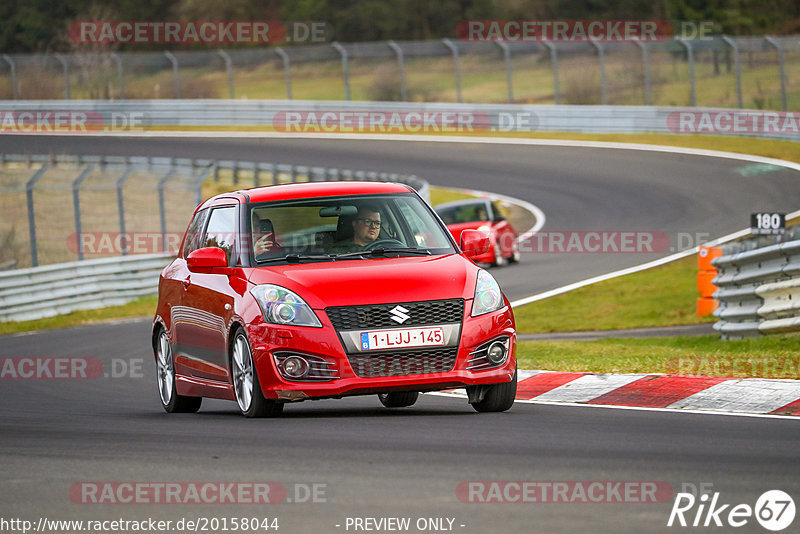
<box><xmin>712</xmin><ymin>226</ymin><xmax>800</xmax><ymax>338</ymax></box>
<box><xmin>2</xmin><ymin>100</ymin><xmax>800</xmax><ymax>140</ymax></box>
<box><xmin>0</xmin><ymin>253</ymin><xmax>172</xmax><ymax>322</ymax></box>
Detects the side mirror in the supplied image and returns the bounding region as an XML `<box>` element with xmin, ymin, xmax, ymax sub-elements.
<box><xmin>187</xmin><ymin>247</ymin><xmax>228</xmax><ymax>273</ymax></box>
<box><xmin>460</xmin><ymin>229</ymin><xmax>490</xmax><ymax>258</ymax></box>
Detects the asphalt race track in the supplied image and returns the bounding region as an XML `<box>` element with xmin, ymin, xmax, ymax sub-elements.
<box><xmin>1</xmin><ymin>134</ymin><xmax>800</xmax><ymax>533</ymax></box>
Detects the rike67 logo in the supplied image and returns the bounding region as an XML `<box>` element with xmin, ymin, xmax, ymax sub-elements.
<box><xmin>668</xmin><ymin>489</ymin><xmax>795</xmax><ymax>531</ymax></box>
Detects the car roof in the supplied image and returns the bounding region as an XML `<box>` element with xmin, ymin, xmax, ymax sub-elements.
<box><xmin>434</xmin><ymin>198</ymin><xmax>490</xmax><ymax>210</ymax></box>
<box><xmin>198</xmin><ymin>181</ymin><xmax>415</xmax><ymax>209</ymax></box>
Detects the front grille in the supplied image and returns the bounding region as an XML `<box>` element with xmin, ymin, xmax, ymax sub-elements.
<box><xmin>347</xmin><ymin>347</ymin><xmax>458</xmax><ymax>378</ymax></box>
<box><xmin>326</xmin><ymin>299</ymin><xmax>464</xmax><ymax>330</ymax></box>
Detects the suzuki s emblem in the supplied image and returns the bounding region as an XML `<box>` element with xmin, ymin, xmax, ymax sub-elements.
<box><xmin>389</xmin><ymin>305</ymin><xmax>410</xmax><ymax>324</ymax></box>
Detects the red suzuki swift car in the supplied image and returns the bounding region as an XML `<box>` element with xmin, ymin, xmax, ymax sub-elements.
<box><xmin>152</xmin><ymin>181</ymin><xmax>516</xmax><ymax>417</ymax></box>
<box><xmin>435</xmin><ymin>199</ymin><xmax>520</xmax><ymax>267</ymax></box>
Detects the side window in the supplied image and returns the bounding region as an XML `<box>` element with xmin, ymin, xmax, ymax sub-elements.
<box><xmin>203</xmin><ymin>206</ymin><xmax>237</xmax><ymax>265</ymax></box>
<box><xmin>183</xmin><ymin>209</ymin><xmax>209</xmax><ymax>258</ymax></box>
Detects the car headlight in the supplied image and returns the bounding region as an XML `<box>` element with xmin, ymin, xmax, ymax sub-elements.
<box><xmin>250</xmin><ymin>284</ymin><xmax>322</xmax><ymax>327</ymax></box>
<box><xmin>471</xmin><ymin>269</ymin><xmax>504</xmax><ymax>317</ymax></box>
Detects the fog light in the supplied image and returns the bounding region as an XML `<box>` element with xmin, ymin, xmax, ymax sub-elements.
<box><xmin>486</xmin><ymin>341</ymin><xmax>507</xmax><ymax>365</ymax></box>
<box><xmin>282</xmin><ymin>355</ymin><xmax>309</xmax><ymax>379</ymax></box>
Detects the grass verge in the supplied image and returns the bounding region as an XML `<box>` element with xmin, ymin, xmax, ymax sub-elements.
<box><xmin>516</xmin><ymin>334</ymin><xmax>800</xmax><ymax>379</ymax></box>
<box><xmin>0</xmin><ymin>295</ymin><xmax>158</xmax><ymax>336</ymax></box>
<box><xmin>513</xmin><ymin>255</ymin><xmax>713</xmax><ymax>333</ymax></box>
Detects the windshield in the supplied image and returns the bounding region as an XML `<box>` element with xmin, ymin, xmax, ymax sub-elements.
<box><xmin>248</xmin><ymin>193</ymin><xmax>456</xmax><ymax>263</ymax></box>
<box><xmin>436</xmin><ymin>202</ymin><xmax>490</xmax><ymax>225</ymax></box>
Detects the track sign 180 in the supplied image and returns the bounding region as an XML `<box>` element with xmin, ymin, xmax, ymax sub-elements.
<box><xmin>751</xmin><ymin>213</ymin><xmax>785</xmax><ymax>235</ymax></box>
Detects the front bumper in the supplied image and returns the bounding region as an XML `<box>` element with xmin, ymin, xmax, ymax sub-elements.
<box><xmin>247</xmin><ymin>306</ymin><xmax>516</xmax><ymax>401</ymax></box>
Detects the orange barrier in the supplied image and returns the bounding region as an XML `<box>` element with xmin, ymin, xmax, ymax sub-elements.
<box><xmin>697</xmin><ymin>246</ymin><xmax>722</xmax><ymax>316</ymax></box>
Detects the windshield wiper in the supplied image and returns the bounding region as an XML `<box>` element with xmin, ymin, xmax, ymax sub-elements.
<box><xmin>257</xmin><ymin>253</ymin><xmax>335</xmax><ymax>264</ymax></box>
<box><xmin>334</xmin><ymin>247</ymin><xmax>432</xmax><ymax>258</ymax></box>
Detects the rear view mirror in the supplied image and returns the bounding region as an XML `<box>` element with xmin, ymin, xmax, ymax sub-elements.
<box><xmin>319</xmin><ymin>205</ymin><xmax>358</xmax><ymax>217</ymax></box>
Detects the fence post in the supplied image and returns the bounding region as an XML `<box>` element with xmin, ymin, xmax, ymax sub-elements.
<box><xmin>387</xmin><ymin>40</ymin><xmax>407</xmax><ymax>101</ymax></box>
<box><xmin>157</xmin><ymin>165</ymin><xmax>177</xmax><ymax>252</ymax></box>
<box><xmin>217</xmin><ymin>49</ymin><xmax>234</xmax><ymax>99</ymax></box>
<box><xmin>495</xmin><ymin>41</ymin><xmax>514</xmax><ymax>103</ymax></box>
<box><xmin>110</xmin><ymin>52</ymin><xmax>125</xmax><ymax>99</ymax></box>
<box><xmin>274</xmin><ymin>47</ymin><xmax>292</xmax><ymax>100</ymax></box>
<box><xmin>765</xmin><ymin>36</ymin><xmax>787</xmax><ymax>112</ymax></box>
<box><xmin>331</xmin><ymin>42</ymin><xmax>351</xmax><ymax>101</ymax></box>
<box><xmin>116</xmin><ymin>167</ymin><xmax>134</xmax><ymax>256</ymax></box>
<box><xmin>3</xmin><ymin>54</ymin><xmax>18</xmax><ymax>100</ymax></box>
<box><xmin>72</xmin><ymin>164</ymin><xmax>95</xmax><ymax>260</ymax></box>
<box><xmin>721</xmin><ymin>36</ymin><xmax>742</xmax><ymax>109</ymax></box>
<box><xmin>678</xmin><ymin>39</ymin><xmax>696</xmax><ymax>106</ymax></box>
<box><xmin>54</xmin><ymin>54</ymin><xmax>70</xmax><ymax>99</ymax></box>
<box><xmin>25</xmin><ymin>165</ymin><xmax>50</xmax><ymax>267</ymax></box>
<box><xmin>164</xmin><ymin>51</ymin><xmax>181</xmax><ymax>98</ymax></box>
<box><xmin>441</xmin><ymin>38</ymin><xmax>462</xmax><ymax>103</ymax></box>
<box><xmin>590</xmin><ymin>40</ymin><xmax>608</xmax><ymax>105</ymax></box>
<box><xmin>634</xmin><ymin>40</ymin><xmax>652</xmax><ymax>105</ymax></box>
<box><xmin>542</xmin><ymin>42</ymin><xmax>559</xmax><ymax>105</ymax></box>
<box><xmin>193</xmin><ymin>166</ymin><xmax>213</xmax><ymax>207</ymax></box>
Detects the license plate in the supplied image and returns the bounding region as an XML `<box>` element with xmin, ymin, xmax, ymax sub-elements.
<box><xmin>360</xmin><ymin>327</ymin><xmax>445</xmax><ymax>351</ymax></box>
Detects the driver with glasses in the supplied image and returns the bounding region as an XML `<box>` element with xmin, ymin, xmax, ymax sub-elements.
<box><xmin>328</xmin><ymin>204</ymin><xmax>382</xmax><ymax>253</ymax></box>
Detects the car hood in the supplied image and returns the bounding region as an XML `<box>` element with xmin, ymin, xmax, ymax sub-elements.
<box><xmin>247</xmin><ymin>254</ymin><xmax>478</xmax><ymax>308</ymax></box>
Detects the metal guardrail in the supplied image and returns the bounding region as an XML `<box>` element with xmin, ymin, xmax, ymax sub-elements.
<box><xmin>0</xmin><ymin>36</ymin><xmax>797</xmax><ymax>110</ymax></box>
<box><xmin>0</xmin><ymin>253</ymin><xmax>171</xmax><ymax>322</ymax></box>
<box><xmin>712</xmin><ymin>227</ymin><xmax>800</xmax><ymax>338</ymax></box>
<box><xmin>1</xmin><ymin>100</ymin><xmax>799</xmax><ymax>140</ymax></box>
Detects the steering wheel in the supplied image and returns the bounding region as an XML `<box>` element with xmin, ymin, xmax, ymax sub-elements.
<box><xmin>365</xmin><ymin>238</ymin><xmax>405</xmax><ymax>250</ymax></box>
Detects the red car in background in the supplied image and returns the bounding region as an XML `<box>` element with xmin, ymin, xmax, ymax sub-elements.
<box><xmin>435</xmin><ymin>199</ymin><xmax>520</xmax><ymax>267</ymax></box>
<box><xmin>153</xmin><ymin>181</ymin><xmax>517</xmax><ymax>417</ymax></box>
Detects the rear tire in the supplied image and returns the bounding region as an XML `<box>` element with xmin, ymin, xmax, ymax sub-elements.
<box><xmin>378</xmin><ymin>391</ymin><xmax>419</xmax><ymax>408</ymax></box>
<box><xmin>155</xmin><ymin>329</ymin><xmax>202</xmax><ymax>413</ymax></box>
<box><xmin>508</xmin><ymin>240</ymin><xmax>521</xmax><ymax>264</ymax></box>
<box><xmin>231</xmin><ymin>328</ymin><xmax>283</xmax><ymax>418</ymax></box>
<box><xmin>470</xmin><ymin>370</ymin><xmax>517</xmax><ymax>413</ymax></box>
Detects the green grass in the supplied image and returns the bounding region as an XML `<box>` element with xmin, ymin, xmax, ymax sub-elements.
<box><xmin>514</xmin><ymin>255</ymin><xmax>712</xmax><ymax>333</ymax></box>
<box><xmin>516</xmin><ymin>334</ymin><xmax>800</xmax><ymax>379</ymax></box>
<box><xmin>0</xmin><ymin>295</ymin><xmax>157</xmax><ymax>336</ymax></box>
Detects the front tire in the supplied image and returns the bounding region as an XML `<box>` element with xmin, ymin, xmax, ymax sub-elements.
<box><xmin>491</xmin><ymin>240</ymin><xmax>504</xmax><ymax>267</ymax></box>
<box><xmin>470</xmin><ymin>370</ymin><xmax>517</xmax><ymax>413</ymax></box>
<box><xmin>378</xmin><ymin>391</ymin><xmax>419</xmax><ymax>408</ymax></box>
<box><xmin>508</xmin><ymin>239</ymin><xmax>521</xmax><ymax>264</ymax></box>
<box><xmin>156</xmin><ymin>329</ymin><xmax>202</xmax><ymax>413</ymax></box>
<box><xmin>231</xmin><ymin>328</ymin><xmax>283</xmax><ymax>418</ymax></box>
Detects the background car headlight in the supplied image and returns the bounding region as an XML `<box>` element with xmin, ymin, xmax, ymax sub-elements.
<box><xmin>471</xmin><ymin>270</ymin><xmax>504</xmax><ymax>316</ymax></box>
<box><xmin>250</xmin><ymin>284</ymin><xmax>322</xmax><ymax>327</ymax></box>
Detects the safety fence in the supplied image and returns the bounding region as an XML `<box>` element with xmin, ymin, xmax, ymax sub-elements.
<box><xmin>712</xmin><ymin>226</ymin><xmax>800</xmax><ymax>338</ymax></box>
<box><xmin>0</xmin><ymin>152</ymin><xmax>427</xmax><ymax>271</ymax></box>
<box><xmin>0</xmin><ymin>35</ymin><xmax>798</xmax><ymax>110</ymax></box>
